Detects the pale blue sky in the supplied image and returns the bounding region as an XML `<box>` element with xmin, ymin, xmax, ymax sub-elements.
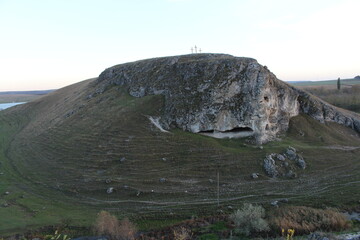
<box><xmin>0</xmin><ymin>0</ymin><xmax>359</xmax><ymax>91</ymax></box>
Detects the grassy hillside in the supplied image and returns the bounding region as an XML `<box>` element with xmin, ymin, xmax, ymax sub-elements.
<box><xmin>0</xmin><ymin>78</ymin><xmax>360</xmax><ymax>236</ymax></box>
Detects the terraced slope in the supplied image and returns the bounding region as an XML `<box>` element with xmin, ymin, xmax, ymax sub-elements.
<box><xmin>0</xmin><ymin>55</ymin><xmax>359</xmax><ymax>235</ymax></box>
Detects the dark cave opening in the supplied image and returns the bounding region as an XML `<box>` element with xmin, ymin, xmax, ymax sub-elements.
<box><xmin>223</xmin><ymin>127</ymin><xmax>254</xmax><ymax>133</ymax></box>
<box><xmin>199</xmin><ymin>127</ymin><xmax>253</xmax><ymax>134</ymax></box>
<box><xmin>199</xmin><ymin>129</ymin><xmax>215</xmax><ymax>134</ymax></box>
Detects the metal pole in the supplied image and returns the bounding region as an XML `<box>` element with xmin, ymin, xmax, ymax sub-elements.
<box><xmin>217</xmin><ymin>169</ymin><xmax>220</xmax><ymax>207</ymax></box>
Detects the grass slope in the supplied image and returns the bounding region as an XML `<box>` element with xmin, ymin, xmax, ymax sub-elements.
<box><xmin>0</xmin><ymin>78</ymin><xmax>359</xmax><ymax>236</ymax></box>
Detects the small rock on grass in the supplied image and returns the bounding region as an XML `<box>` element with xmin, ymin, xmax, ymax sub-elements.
<box><xmin>251</xmin><ymin>173</ymin><xmax>259</xmax><ymax>179</ymax></box>
<box><xmin>106</xmin><ymin>187</ymin><xmax>114</xmax><ymax>194</ymax></box>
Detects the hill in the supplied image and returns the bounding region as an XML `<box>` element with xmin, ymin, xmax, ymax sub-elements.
<box><xmin>0</xmin><ymin>54</ymin><xmax>359</xmax><ymax>236</ymax></box>
<box><xmin>0</xmin><ymin>90</ymin><xmax>54</xmax><ymax>103</ymax></box>
<box><xmin>289</xmin><ymin>78</ymin><xmax>360</xmax><ymax>87</ymax></box>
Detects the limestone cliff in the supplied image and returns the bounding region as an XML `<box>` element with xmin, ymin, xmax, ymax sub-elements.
<box><xmin>94</xmin><ymin>54</ymin><xmax>360</xmax><ymax>143</ymax></box>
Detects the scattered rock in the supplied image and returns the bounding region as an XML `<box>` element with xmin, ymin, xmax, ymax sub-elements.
<box><xmin>263</xmin><ymin>155</ymin><xmax>278</xmax><ymax>177</ymax></box>
<box><xmin>285</xmin><ymin>147</ymin><xmax>297</xmax><ymax>160</ymax></box>
<box><xmin>123</xmin><ymin>185</ymin><xmax>129</xmax><ymax>189</ymax></box>
<box><xmin>279</xmin><ymin>198</ymin><xmax>289</xmax><ymax>203</ymax></box>
<box><xmin>286</xmin><ymin>170</ymin><xmax>297</xmax><ymax>178</ymax></box>
<box><xmin>307</xmin><ymin>232</ymin><xmax>333</xmax><ymax>240</ymax></box>
<box><xmin>159</xmin><ymin>178</ymin><xmax>166</xmax><ymax>183</ymax></box>
<box><xmin>120</xmin><ymin>157</ymin><xmax>126</xmax><ymax>162</ymax></box>
<box><xmin>136</xmin><ymin>191</ymin><xmax>141</xmax><ymax>197</ymax></box>
<box><xmin>106</xmin><ymin>187</ymin><xmax>114</xmax><ymax>194</ymax></box>
<box><xmin>162</xmin><ymin>157</ymin><xmax>167</xmax><ymax>161</ymax></box>
<box><xmin>251</xmin><ymin>173</ymin><xmax>259</xmax><ymax>179</ymax></box>
<box><xmin>105</xmin><ymin>179</ymin><xmax>111</xmax><ymax>184</ymax></box>
<box><xmin>4</xmin><ymin>191</ymin><xmax>9</xmax><ymax>195</ymax></box>
<box><xmin>343</xmin><ymin>212</ymin><xmax>360</xmax><ymax>222</ymax></box>
<box><xmin>271</xmin><ymin>200</ymin><xmax>279</xmax><ymax>207</ymax></box>
<box><xmin>295</xmin><ymin>155</ymin><xmax>306</xmax><ymax>169</ymax></box>
<box><xmin>209</xmin><ymin>179</ymin><xmax>215</xmax><ymax>183</ymax></box>
<box><xmin>3</xmin><ymin>203</ymin><xmax>9</xmax><ymax>207</ymax></box>
<box><xmin>276</xmin><ymin>154</ymin><xmax>285</xmax><ymax>161</ymax></box>
<box><xmin>263</xmin><ymin>147</ymin><xmax>306</xmax><ymax>178</ymax></box>
<box><xmin>337</xmin><ymin>232</ymin><xmax>360</xmax><ymax>240</ymax></box>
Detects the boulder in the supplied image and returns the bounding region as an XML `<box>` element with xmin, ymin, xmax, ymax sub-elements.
<box><xmin>295</xmin><ymin>155</ymin><xmax>306</xmax><ymax>169</ymax></box>
<box><xmin>95</xmin><ymin>54</ymin><xmax>360</xmax><ymax>144</ymax></box>
<box><xmin>263</xmin><ymin>155</ymin><xmax>278</xmax><ymax>177</ymax></box>
<box><xmin>251</xmin><ymin>173</ymin><xmax>259</xmax><ymax>179</ymax></box>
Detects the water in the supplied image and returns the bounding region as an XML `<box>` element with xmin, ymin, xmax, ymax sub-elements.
<box><xmin>0</xmin><ymin>102</ymin><xmax>26</xmax><ymax>111</ymax></box>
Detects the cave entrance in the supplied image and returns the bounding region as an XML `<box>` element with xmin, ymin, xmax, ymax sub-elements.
<box><xmin>199</xmin><ymin>127</ymin><xmax>254</xmax><ymax>139</ymax></box>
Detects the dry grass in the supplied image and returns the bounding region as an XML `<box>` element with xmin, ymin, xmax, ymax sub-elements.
<box><xmin>268</xmin><ymin>206</ymin><xmax>351</xmax><ymax>235</ymax></box>
<box><xmin>301</xmin><ymin>84</ymin><xmax>360</xmax><ymax>113</ymax></box>
<box><xmin>173</xmin><ymin>226</ymin><xmax>193</xmax><ymax>240</ymax></box>
<box><xmin>94</xmin><ymin>211</ymin><xmax>137</xmax><ymax>240</ymax></box>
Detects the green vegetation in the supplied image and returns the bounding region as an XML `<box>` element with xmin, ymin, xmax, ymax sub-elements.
<box><xmin>0</xmin><ymin>78</ymin><xmax>359</xmax><ymax>238</ymax></box>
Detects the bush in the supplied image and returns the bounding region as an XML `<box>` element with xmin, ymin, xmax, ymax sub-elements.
<box><xmin>230</xmin><ymin>203</ymin><xmax>269</xmax><ymax>236</ymax></box>
<box><xmin>93</xmin><ymin>211</ymin><xmax>137</xmax><ymax>240</ymax></box>
<box><xmin>268</xmin><ymin>206</ymin><xmax>351</xmax><ymax>235</ymax></box>
<box><xmin>173</xmin><ymin>226</ymin><xmax>193</xmax><ymax>240</ymax></box>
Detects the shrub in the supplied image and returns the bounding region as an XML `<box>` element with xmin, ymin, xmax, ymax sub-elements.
<box><xmin>230</xmin><ymin>203</ymin><xmax>269</xmax><ymax>236</ymax></box>
<box><xmin>173</xmin><ymin>227</ymin><xmax>193</xmax><ymax>240</ymax></box>
<box><xmin>268</xmin><ymin>206</ymin><xmax>351</xmax><ymax>235</ymax></box>
<box><xmin>93</xmin><ymin>211</ymin><xmax>137</xmax><ymax>240</ymax></box>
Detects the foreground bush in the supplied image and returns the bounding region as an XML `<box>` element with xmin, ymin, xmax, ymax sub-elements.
<box><xmin>93</xmin><ymin>211</ymin><xmax>137</xmax><ymax>240</ymax></box>
<box><xmin>268</xmin><ymin>206</ymin><xmax>351</xmax><ymax>235</ymax></box>
<box><xmin>230</xmin><ymin>203</ymin><xmax>269</xmax><ymax>236</ymax></box>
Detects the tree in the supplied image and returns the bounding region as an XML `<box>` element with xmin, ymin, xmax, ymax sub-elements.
<box><xmin>337</xmin><ymin>77</ymin><xmax>341</xmax><ymax>90</ymax></box>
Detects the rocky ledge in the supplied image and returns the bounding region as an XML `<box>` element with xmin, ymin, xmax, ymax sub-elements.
<box><xmin>94</xmin><ymin>54</ymin><xmax>360</xmax><ymax>143</ymax></box>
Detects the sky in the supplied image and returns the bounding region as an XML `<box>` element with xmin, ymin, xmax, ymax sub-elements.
<box><xmin>0</xmin><ymin>0</ymin><xmax>359</xmax><ymax>91</ymax></box>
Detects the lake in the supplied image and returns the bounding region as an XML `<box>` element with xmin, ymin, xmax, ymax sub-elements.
<box><xmin>0</xmin><ymin>102</ymin><xmax>26</xmax><ymax>111</ymax></box>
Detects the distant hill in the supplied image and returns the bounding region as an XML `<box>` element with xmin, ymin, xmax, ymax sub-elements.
<box><xmin>0</xmin><ymin>89</ymin><xmax>55</xmax><ymax>103</ymax></box>
<box><xmin>287</xmin><ymin>78</ymin><xmax>360</xmax><ymax>87</ymax></box>
<box><xmin>0</xmin><ymin>90</ymin><xmax>55</xmax><ymax>95</ymax></box>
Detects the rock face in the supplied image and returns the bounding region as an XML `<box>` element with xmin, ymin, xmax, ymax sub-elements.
<box><xmin>95</xmin><ymin>54</ymin><xmax>360</xmax><ymax>143</ymax></box>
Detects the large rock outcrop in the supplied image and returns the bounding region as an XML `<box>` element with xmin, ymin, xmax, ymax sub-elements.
<box><xmin>94</xmin><ymin>54</ymin><xmax>360</xmax><ymax>143</ymax></box>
